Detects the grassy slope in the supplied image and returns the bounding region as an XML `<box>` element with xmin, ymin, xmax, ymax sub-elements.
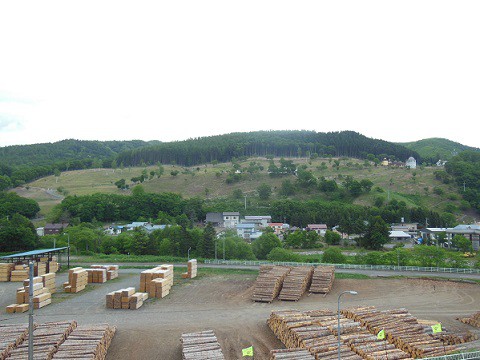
<box><xmin>400</xmin><ymin>138</ymin><xmax>479</xmax><ymax>161</ymax></box>
<box><xmin>19</xmin><ymin>156</ymin><xmax>471</xmax><ymax>222</ymax></box>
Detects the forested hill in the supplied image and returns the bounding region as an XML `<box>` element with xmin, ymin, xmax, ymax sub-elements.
<box><xmin>400</xmin><ymin>138</ymin><xmax>480</xmax><ymax>163</ymax></box>
<box><xmin>116</xmin><ymin>130</ymin><xmax>419</xmax><ymax>167</ymax></box>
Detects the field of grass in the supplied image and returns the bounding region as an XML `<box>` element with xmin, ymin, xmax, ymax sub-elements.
<box><xmin>19</xmin><ymin>156</ymin><xmax>468</xmax><ymax>220</ymax></box>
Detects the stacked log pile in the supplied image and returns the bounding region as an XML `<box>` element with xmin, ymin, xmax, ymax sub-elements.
<box><xmin>458</xmin><ymin>312</ymin><xmax>480</xmax><ymax>328</ymax></box>
<box><xmin>64</xmin><ymin>267</ymin><xmax>88</xmax><ymax>293</ymax></box>
<box><xmin>278</xmin><ymin>266</ymin><xmax>314</xmax><ymax>301</ymax></box>
<box><xmin>52</xmin><ymin>324</ymin><xmax>116</xmax><ymax>360</ymax></box>
<box><xmin>6</xmin><ymin>320</ymin><xmax>77</xmax><ymax>359</ymax></box>
<box><xmin>10</xmin><ymin>265</ymin><xmax>29</xmax><ymax>282</ymax></box>
<box><xmin>182</xmin><ymin>259</ymin><xmax>197</xmax><ymax>279</ymax></box>
<box><xmin>309</xmin><ymin>266</ymin><xmax>335</xmax><ymax>294</ymax></box>
<box><xmin>341</xmin><ymin>306</ymin><xmax>458</xmax><ymax>358</ymax></box>
<box><xmin>181</xmin><ymin>330</ymin><xmax>225</xmax><ymax>360</ymax></box>
<box><xmin>0</xmin><ymin>263</ymin><xmax>14</xmax><ymax>282</ymax></box>
<box><xmin>106</xmin><ymin>288</ymin><xmax>149</xmax><ymax>309</ymax></box>
<box><xmin>91</xmin><ymin>265</ymin><xmax>119</xmax><ymax>281</ymax></box>
<box><xmin>0</xmin><ymin>323</ymin><xmax>30</xmax><ymax>360</ymax></box>
<box><xmin>140</xmin><ymin>265</ymin><xmax>174</xmax><ymax>299</ymax></box>
<box><xmin>252</xmin><ymin>266</ymin><xmax>291</xmax><ymax>303</ymax></box>
<box><xmin>270</xmin><ymin>348</ymin><xmax>315</xmax><ymax>359</ymax></box>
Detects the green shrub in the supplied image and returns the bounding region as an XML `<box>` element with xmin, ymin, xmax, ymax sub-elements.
<box><xmin>322</xmin><ymin>247</ymin><xmax>347</xmax><ymax>264</ymax></box>
<box><xmin>267</xmin><ymin>248</ymin><xmax>302</xmax><ymax>262</ymax></box>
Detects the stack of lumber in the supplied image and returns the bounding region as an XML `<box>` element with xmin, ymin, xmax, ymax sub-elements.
<box><xmin>270</xmin><ymin>349</ymin><xmax>315</xmax><ymax>359</ymax></box>
<box><xmin>34</xmin><ymin>261</ymin><xmax>47</xmax><ymax>276</ymax></box>
<box><xmin>64</xmin><ymin>267</ymin><xmax>88</xmax><ymax>293</ymax></box>
<box><xmin>182</xmin><ymin>259</ymin><xmax>198</xmax><ymax>279</ymax></box>
<box><xmin>91</xmin><ymin>265</ymin><xmax>119</xmax><ymax>280</ymax></box>
<box><xmin>458</xmin><ymin>312</ymin><xmax>480</xmax><ymax>328</ymax></box>
<box><xmin>10</xmin><ymin>264</ymin><xmax>29</xmax><ymax>282</ymax></box>
<box><xmin>278</xmin><ymin>266</ymin><xmax>314</xmax><ymax>301</ymax></box>
<box><xmin>48</xmin><ymin>256</ymin><xmax>59</xmax><ymax>273</ymax></box>
<box><xmin>341</xmin><ymin>306</ymin><xmax>456</xmax><ymax>358</ymax></box>
<box><xmin>140</xmin><ymin>264</ymin><xmax>174</xmax><ymax>299</ymax></box>
<box><xmin>6</xmin><ymin>276</ymin><xmax>53</xmax><ymax>313</ymax></box>
<box><xmin>6</xmin><ymin>320</ymin><xmax>77</xmax><ymax>359</ymax></box>
<box><xmin>0</xmin><ymin>263</ymin><xmax>14</xmax><ymax>282</ymax></box>
<box><xmin>309</xmin><ymin>266</ymin><xmax>335</xmax><ymax>294</ymax></box>
<box><xmin>52</xmin><ymin>324</ymin><xmax>116</xmax><ymax>360</ymax></box>
<box><xmin>106</xmin><ymin>288</ymin><xmax>149</xmax><ymax>309</ymax></box>
<box><xmin>42</xmin><ymin>273</ymin><xmax>57</xmax><ymax>294</ymax></box>
<box><xmin>0</xmin><ymin>323</ymin><xmax>30</xmax><ymax>360</ymax></box>
<box><xmin>87</xmin><ymin>268</ymin><xmax>107</xmax><ymax>283</ymax></box>
<box><xmin>252</xmin><ymin>265</ymin><xmax>291</xmax><ymax>303</ymax></box>
<box><xmin>181</xmin><ymin>330</ymin><xmax>225</xmax><ymax>360</ymax></box>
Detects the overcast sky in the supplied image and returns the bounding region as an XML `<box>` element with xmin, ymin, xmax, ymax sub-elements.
<box><xmin>0</xmin><ymin>1</ymin><xmax>478</xmax><ymax>148</ymax></box>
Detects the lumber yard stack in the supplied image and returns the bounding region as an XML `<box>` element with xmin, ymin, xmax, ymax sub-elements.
<box><xmin>86</xmin><ymin>269</ymin><xmax>107</xmax><ymax>283</ymax></box>
<box><xmin>309</xmin><ymin>266</ymin><xmax>335</xmax><ymax>294</ymax></box>
<box><xmin>458</xmin><ymin>312</ymin><xmax>480</xmax><ymax>328</ymax></box>
<box><xmin>48</xmin><ymin>256</ymin><xmax>59</xmax><ymax>273</ymax></box>
<box><xmin>278</xmin><ymin>266</ymin><xmax>314</xmax><ymax>301</ymax></box>
<box><xmin>270</xmin><ymin>348</ymin><xmax>315</xmax><ymax>359</ymax></box>
<box><xmin>52</xmin><ymin>324</ymin><xmax>116</xmax><ymax>360</ymax></box>
<box><xmin>64</xmin><ymin>267</ymin><xmax>88</xmax><ymax>293</ymax></box>
<box><xmin>140</xmin><ymin>264</ymin><xmax>174</xmax><ymax>299</ymax></box>
<box><xmin>10</xmin><ymin>264</ymin><xmax>29</xmax><ymax>282</ymax></box>
<box><xmin>0</xmin><ymin>323</ymin><xmax>31</xmax><ymax>360</ymax></box>
<box><xmin>42</xmin><ymin>273</ymin><xmax>56</xmax><ymax>294</ymax></box>
<box><xmin>181</xmin><ymin>330</ymin><xmax>225</xmax><ymax>360</ymax></box>
<box><xmin>6</xmin><ymin>274</ymin><xmax>55</xmax><ymax>313</ymax></box>
<box><xmin>182</xmin><ymin>259</ymin><xmax>197</xmax><ymax>279</ymax></box>
<box><xmin>91</xmin><ymin>265</ymin><xmax>119</xmax><ymax>281</ymax></box>
<box><xmin>252</xmin><ymin>265</ymin><xmax>291</xmax><ymax>303</ymax></box>
<box><xmin>34</xmin><ymin>260</ymin><xmax>47</xmax><ymax>276</ymax></box>
<box><xmin>6</xmin><ymin>320</ymin><xmax>77</xmax><ymax>359</ymax></box>
<box><xmin>0</xmin><ymin>263</ymin><xmax>14</xmax><ymax>282</ymax></box>
<box><xmin>106</xmin><ymin>287</ymin><xmax>149</xmax><ymax>309</ymax></box>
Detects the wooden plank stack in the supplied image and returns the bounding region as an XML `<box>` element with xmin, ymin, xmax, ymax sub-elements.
<box><xmin>0</xmin><ymin>263</ymin><xmax>14</xmax><ymax>282</ymax></box>
<box><xmin>52</xmin><ymin>324</ymin><xmax>116</xmax><ymax>360</ymax></box>
<box><xmin>309</xmin><ymin>266</ymin><xmax>335</xmax><ymax>294</ymax></box>
<box><xmin>0</xmin><ymin>323</ymin><xmax>31</xmax><ymax>360</ymax></box>
<box><xmin>48</xmin><ymin>256</ymin><xmax>59</xmax><ymax>273</ymax></box>
<box><xmin>278</xmin><ymin>266</ymin><xmax>314</xmax><ymax>301</ymax></box>
<box><xmin>140</xmin><ymin>264</ymin><xmax>174</xmax><ymax>299</ymax></box>
<box><xmin>6</xmin><ymin>275</ymin><xmax>55</xmax><ymax>313</ymax></box>
<box><xmin>91</xmin><ymin>265</ymin><xmax>119</xmax><ymax>280</ymax></box>
<box><xmin>42</xmin><ymin>272</ymin><xmax>57</xmax><ymax>294</ymax></box>
<box><xmin>64</xmin><ymin>267</ymin><xmax>88</xmax><ymax>293</ymax></box>
<box><xmin>270</xmin><ymin>348</ymin><xmax>315</xmax><ymax>359</ymax></box>
<box><xmin>252</xmin><ymin>265</ymin><xmax>291</xmax><ymax>303</ymax></box>
<box><xmin>182</xmin><ymin>259</ymin><xmax>198</xmax><ymax>279</ymax></box>
<box><xmin>87</xmin><ymin>269</ymin><xmax>107</xmax><ymax>283</ymax></box>
<box><xmin>106</xmin><ymin>287</ymin><xmax>149</xmax><ymax>310</ymax></box>
<box><xmin>34</xmin><ymin>261</ymin><xmax>47</xmax><ymax>276</ymax></box>
<box><xmin>6</xmin><ymin>320</ymin><xmax>77</xmax><ymax>359</ymax></box>
<box><xmin>181</xmin><ymin>330</ymin><xmax>225</xmax><ymax>360</ymax></box>
<box><xmin>10</xmin><ymin>264</ymin><xmax>29</xmax><ymax>282</ymax></box>
<box><xmin>458</xmin><ymin>312</ymin><xmax>480</xmax><ymax>328</ymax></box>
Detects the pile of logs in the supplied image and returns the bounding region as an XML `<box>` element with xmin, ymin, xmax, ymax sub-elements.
<box><xmin>6</xmin><ymin>320</ymin><xmax>77</xmax><ymax>359</ymax></box>
<box><xmin>64</xmin><ymin>267</ymin><xmax>88</xmax><ymax>293</ymax></box>
<box><xmin>0</xmin><ymin>263</ymin><xmax>14</xmax><ymax>282</ymax></box>
<box><xmin>106</xmin><ymin>287</ymin><xmax>149</xmax><ymax>309</ymax></box>
<box><xmin>252</xmin><ymin>266</ymin><xmax>291</xmax><ymax>303</ymax></box>
<box><xmin>181</xmin><ymin>330</ymin><xmax>225</xmax><ymax>360</ymax></box>
<box><xmin>309</xmin><ymin>266</ymin><xmax>335</xmax><ymax>294</ymax></box>
<box><xmin>278</xmin><ymin>266</ymin><xmax>314</xmax><ymax>301</ymax></box>
<box><xmin>182</xmin><ymin>259</ymin><xmax>197</xmax><ymax>279</ymax></box>
<box><xmin>458</xmin><ymin>312</ymin><xmax>480</xmax><ymax>328</ymax></box>
<box><xmin>0</xmin><ymin>323</ymin><xmax>30</xmax><ymax>360</ymax></box>
<box><xmin>52</xmin><ymin>324</ymin><xmax>116</xmax><ymax>360</ymax></box>
<box><xmin>270</xmin><ymin>348</ymin><xmax>315</xmax><ymax>359</ymax></box>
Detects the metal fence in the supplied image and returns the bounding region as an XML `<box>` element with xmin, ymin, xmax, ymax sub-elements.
<box><xmin>204</xmin><ymin>259</ymin><xmax>480</xmax><ymax>275</ymax></box>
<box><xmin>422</xmin><ymin>351</ymin><xmax>480</xmax><ymax>360</ymax></box>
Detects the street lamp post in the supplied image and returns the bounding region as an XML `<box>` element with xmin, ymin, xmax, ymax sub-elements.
<box><xmin>188</xmin><ymin>247</ymin><xmax>191</xmax><ymax>261</ymax></box>
<box><xmin>63</xmin><ymin>233</ymin><xmax>70</xmax><ymax>269</ymax></box>
<box><xmin>337</xmin><ymin>291</ymin><xmax>358</xmax><ymax>360</ymax></box>
<box><xmin>223</xmin><ymin>238</ymin><xmax>225</xmax><ymax>261</ymax></box>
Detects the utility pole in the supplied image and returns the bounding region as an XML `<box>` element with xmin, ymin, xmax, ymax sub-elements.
<box><xmin>244</xmin><ymin>196</ymin><xmax>247</xmax><ymax>210</ymax></box>
<box><xmin>463</xmin><ymin>181</ymin><xmax>466</xmax><ymax>192</ymax></box>
<box><xmin>28</xmin><ymin>262</ymin><xmax>34</xmax><ymax>360</ymax></box>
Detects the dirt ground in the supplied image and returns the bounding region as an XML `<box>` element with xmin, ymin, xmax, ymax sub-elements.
<box><xmin>0</xmin><ymin>269</ymin><xmax>479</xmax><ymax>360</ymax></box>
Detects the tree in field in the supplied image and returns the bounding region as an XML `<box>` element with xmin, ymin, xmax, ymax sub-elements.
<box><xmin>131</xmin><ymin>228</ymin><xmax>154</xmax><ymax>255</ymax></box>
<box><xmin>452</xmin><ymin>235</ymin><xmax>473</xmax><ymax>252</ymax></box>
<box><xmin>324</xmin><ymin>230</ymin><xmax>341</xmax><ymax>245</ymax></box>
<box><xmin>202</xmin><ymin>222</ymin><xmax>216</xmax><ymax>258</ymax></box>
<box><xmin>0</xmin><ymin>214</ymin><xmax>37</xmax><ymax>252</ymax></box>
<box><xmin>257</xmin><ymin>183</ymin><xmax>272</xmax><ymax>200</ymax></box>
<box><xmin>362</xmin><ymin>216</ymin><xmax>389</xmax><ymax>250</ymax></box>
<box><xmin>251</xmin><ymin>232</ymin><xmax>282</xmax><ymax>259</ymax></box>
<box><xmin>114</xmin><ymin>178</ymin><xmax>127</xmax><ymax>190</ymax></box>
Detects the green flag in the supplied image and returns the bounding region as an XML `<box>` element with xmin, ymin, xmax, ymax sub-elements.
<box><xmin>431</xmin><ymin>323</ymin><xmax>442</xmax><ymax>333</ymax></box>
<box><xmin>242</xmin><ymin>346</ymin><xmax>253</xmax><ymax>357</ymax></box>
<box><xmin>377</xmin><ymin>329</ymin><xmax>385</xmax><ymax>340</ymax></box>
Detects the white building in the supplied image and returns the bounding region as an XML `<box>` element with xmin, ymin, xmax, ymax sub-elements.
<box><xmin>405</xmin><ymin>157</ymin><xmax>417</xmax><ymax>169</ymax></box>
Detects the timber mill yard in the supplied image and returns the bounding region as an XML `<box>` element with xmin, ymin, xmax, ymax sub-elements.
<box><xmin>0</xmin><ymin>265</ymin><xmax>479</xmax><ymax>360</ymax></box>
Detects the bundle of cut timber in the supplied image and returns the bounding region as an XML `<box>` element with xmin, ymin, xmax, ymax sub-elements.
<box><xmin>64</xmin><ymin>267</ymin><xmax>88</xmax><ymax>293</ymax></box>
<box><xmin>52</xmin><ymin>324</ymin><xmax>116</xmax><ymax>360</ymax></box>
<box><xmin>270</xmin><ymin>348</ymin><xmax>315</xmax><ymax>359</ymax></box>
<box><xmin>458</xmin><ymin>312</ymin><xmax>480</xmax><ymax>328</ymax></box>
<box><xmin>251</xmin><ymin>265</ymin><xmax>291</xmax><ymax>303</ymax></box>
<box><xmin>309</xmin><ymin>266</ymin><xmax>335</xmax><ymax>294</ymax></box>
<box><xmin>140</xmin><ymin>264</ymin><xmax>174</xmax><ymax>299</ymax></box>
<box><xmin>182</xmin><ymin>259</ymin><xmax>198</xmax><ymax>279</ymax></box>
<box><xmin>87</xmin><ymin>268</ymin><xmax>107</xmax><ymax>283</ymax></box>
<box><xmin>91</xmin><ymin>265</ymin><xmax>119</xmax><ymax>280</ymax></box>
<box><xmin>0</xmin><ymin>263</ymin><xmax>14</xmax><ymax>282</ymax></box>
<box><xmin>106</xmin><ymin>288</ymin><xmax>148</xmax><ymax>309</ymax></box>
<box><xmin>42</xmin><ymin>273</ymin><xmax>56</xmax><ymax>294</ymax></box>
<box><xmin>48</xmin><ymin>256</ymin><xmax>59</xmax><ymax>273</ymax></box>
<box><xmin>10</xmin><ymin>264</ymin><xmax>29</xmax><ymax>282</ymax></box>
<box><xmin>278</xmin><ymin>266</ymin><xmax>314</xmax><ymax>301</ymax></box>
<box><xmin>34</xmin><ymin>262</ymin><xmax>47</xmax><ymax>276</ymax></box>
<box><xmin>6</xmin><ymin>320</ymin><xmax>77</xmax><ymax>359</ymax></box>
<box><xmin>6</xmin><ymin>276</ymin><xmax>53</xmax><ymax>313</ymax></box>
<box><xmin>181</xmin><ymin>330</ymin><xmax>225</xmax><ymax>360</ymax></box>
<box><xmin>0</xmin><ymin>323</ymin><xmax>30</xmax><ymax>360</ymax></box>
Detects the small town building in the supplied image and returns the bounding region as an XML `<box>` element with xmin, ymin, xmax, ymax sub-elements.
<box><xmin>242</xmin><ymin>215</ymin><xmax>272</xmax><ymax>228</ymax></box>
<box><xmin>389</xmin><ymin>230</ymin><xmax>412</xmax><ymax>241</ymax></box>
<box><xmin>205</xmin><ymin>212</ymin><xmax>240</xmax><ymax>228</ymax></box>
<box><xmin>405</xmin><ymin>157</ymin><xmax>417</xmax><ymax>169</ymax></box>
<box><xmin>446</xmin><ymin>224</ymin><xmax>480</xmax><ymax>250</ymax></box>
<box><xmin>44</xmin><ymin>223</ymin><xmax>69</xmax><ymax>235</ymax></box>
<box><xmin>306</xmin><ymin>224</ymin><xmax>328</xmax><ymax>236</ymax></box>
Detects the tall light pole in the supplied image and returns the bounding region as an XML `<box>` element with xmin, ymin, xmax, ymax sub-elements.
<box><xmin>188</xmin><ymin>247</ymin><xmax>191</xmax><ymax>261</ymax></box>
<box><xmin>63</xmin><ymin>233</ymin><xmax>70</xmax><ymax>269</ymax></box>
<box><xmin>223</xmin><ymin>238</ymin><xmax>225</xmax><ymax>261</ymax></box>
<box><xmin>337</xmin><ymin>290</ymin><xmax>358</xmax><ymax>360</ymax></box>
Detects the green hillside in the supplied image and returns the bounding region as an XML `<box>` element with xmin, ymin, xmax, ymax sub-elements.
<box><xmin>400</xmin><ymin>138</ymin><xmax>479</xmax><ymax>163</ymax></box>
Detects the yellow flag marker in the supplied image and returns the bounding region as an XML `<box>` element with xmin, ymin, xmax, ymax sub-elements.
<box><xmin>377</xmin><ymin>329</ymin><xmax>385</xmax><ymax>340</ymax></box>
<box><xmin>242</xmin><ymin>346</ymin><xmax>254</xmax><ymax>357</ymax></box>
<box><xmin>431</xmin><ymin>323</ymin><xmax>442</xmax><ymax>333</ymax></box>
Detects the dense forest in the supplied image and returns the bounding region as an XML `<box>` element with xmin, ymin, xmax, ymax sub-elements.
<box><xmin>401</xmin><ymin>138</ymin><xmax>479</xmax><ymax>164</ymax></box>
<box><xmin>445</xmin><ymin>151</ymin><xmax>480</xmax><ymax>211</ymax></box>
<box><xmin>116</xmin><ymin>130</ymin><xmax>419</xmax><ymax>167</ymax></box>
